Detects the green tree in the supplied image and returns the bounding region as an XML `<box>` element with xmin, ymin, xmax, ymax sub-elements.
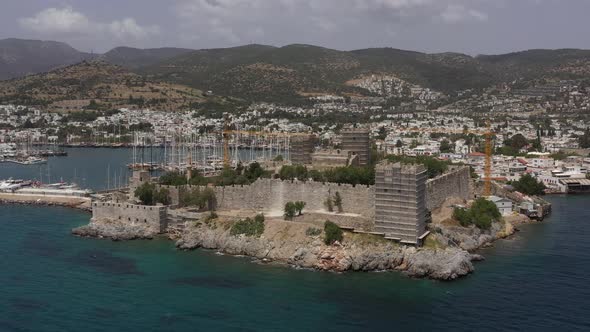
<box><xmin>154</xmin><ymin>187</ymin><xmax>171</xmax><ymax>205</ymax></box>
<box><xmin>452</xmin><ymin>198</ymin><xmax>501</xmax><ymax>230</ymax></box>
<box><xmin>135</xmin><ymin>182</ymin><xmax>155</xmax><ymax>205</ymax></box>
<box><xmin>324</xmin><ymin>221</ymin><xmax>343</xmax><ymax>245</ymax></box>
<box><xmin>324</xmin><ymin>196</ymin><xmax>334</xmax><ymax>212</ymax></box>
<box><xmin>377</xmin><ymin>126</ymin><xmax>387</xmax><ymax>140</ymax></box>
<box><xmin>294</xmin><ymin>201</ymin><xmax>306</xmax><ymax>216</ymax></box>
<box><xmin>334</xmin><ymin>192</ymin><xmax>343</xmax><ymax>213</ymax></box>
<box><xmin>159</xmin><ymin>171</ymin><xmax>188</xmax><ymax>186</ymax></box>
<box><xmin>505</xmin><ymin>134</ymin><xmax>529</xmax><ymax>151</ymax></box>
<box><xmin>284</xmin><ymin>202</ymin><xmax>297</xmax><ymax>220</ymax></box>
<box><xmin>440</xmin><ymin>139</ymin><xmax>453</xmax><ymax>153</ymax></box>
<box><xmin>512</xmin><ymin>173</ymin><xmax>546</xmax><ymax>195</ymax></box>
<box><xmin>579</xmin><ymin>128</ymin><xmax>590</xmax><ymax>148</ymax></box>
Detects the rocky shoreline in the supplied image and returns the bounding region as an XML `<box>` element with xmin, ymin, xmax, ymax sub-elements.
<box><xmin>69</xmin><ymin>215</ymin><xmax>528</xmax><ymax>281</ymax></box>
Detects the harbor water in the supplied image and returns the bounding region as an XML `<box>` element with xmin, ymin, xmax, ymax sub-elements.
<box><xmin>1</xmin><ymin>149</ymin><xmax>590</xmax><ymax>331</ymax></box>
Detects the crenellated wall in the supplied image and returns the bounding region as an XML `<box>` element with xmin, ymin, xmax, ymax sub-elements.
<box><xmin>92</xmin><ymin>201</ymin><xmax>168</xmax><ymax>232</ymax></box>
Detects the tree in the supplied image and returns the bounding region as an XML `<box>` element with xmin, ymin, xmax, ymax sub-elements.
<box><xmin>505</xmin><ymin>134</ymin><xmax>529</xmax><ymax>151</ymax></box>
<box><xmin>135</xmin><ymin>182</ymin><xmax>155</xmax><ymax>205</ymax></box>
<box><xmin>440</xmin><ymin>139</ymin><xmax>453</xmax><ymax>153</ymax></box>
<box><xmin>154</xmin><ymin>188</ymin><xmax>171</xmax><ymax>205</ymax></box>
<box><xmin>324</xmin><ymin>221</ymin><xmax>343</xmax><ymax>245</ymax></box>
<box><xmin>294</xmin><ymin>201</ymin><xmax>306</xmax><ymax>216</ymax></box>
<box><xmin>377</xmin><ymin>126</ymin><xmax>387</xmax><ymax>140</ymax></box>
<box><xmin>284</xmin><ymin>202</ymin><xmax>297</xmax><ymax>220</ymax></box>
<box><xmin>334</xmin><ymin>192</ymin><xmax>343</xmax><ymax>213</ymax></box>
<box><xmin>512</xmin><ymin>173</ymin><xmax>546</xmax><ymax>195</ymax></box>
<box><xmin>324</xmin><ymin>196</ymin><xmax>334</xmax><ymax>212</ymax></box>
<box><xmin>452</xmin><ymin>198</ymin><xmax>501</xmax><ymax>230</ymax></box>
<box><xmin>159</xmin><ymin>171</ymin><xmax>187</xmax><ymax>186</ymax></box>
<box><xmin>273</xmin><ymin>155</ymin><xmax>284</xmax><ymax>162</ymax></box>
<box><xmin>395</xmin><ymin>139</ymin><xmax>403</xmax><ymax>148</ymax></box>
<box><xmin>579</xmin><ymin>128</ymin><xmax>590</xmax><ymax>148</ymax></box>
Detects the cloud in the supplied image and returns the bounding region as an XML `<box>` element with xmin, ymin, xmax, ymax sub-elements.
<box><xmin>173</xmin><ymin>0</ymin><xmax>489</xmax><ymax>46</ymax></box>
<box><xmin>19</xmin><ymin>6</ymin><xmax>159</xmax><ymax>40</ymax></box>
<box><xmin>18</xmin><ymin>6</ymin><xmax>90</xmax><ymax>33</ymax></box>
<box><xmin>440</xmin><ymin>4</ymin><xmax>489</xmax><ymax>23</ymax></box>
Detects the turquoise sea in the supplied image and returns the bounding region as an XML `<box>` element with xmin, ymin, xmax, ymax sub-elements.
<box><xmin>1</xmin><ymin>149</ymin><xmax>590</xmax><ymax>331</ymax></box>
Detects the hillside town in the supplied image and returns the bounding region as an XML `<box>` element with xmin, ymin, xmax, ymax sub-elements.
<box><xmin>1</xmin><ymin>76</ymin><xmax>589</xmax><ymax>194</ymax></box>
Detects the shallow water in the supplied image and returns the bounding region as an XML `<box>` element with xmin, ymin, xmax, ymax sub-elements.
<box><xmin>2</xmin><ymin>148</ymin><xmax>590</xmax><ymax>331</ymax></box>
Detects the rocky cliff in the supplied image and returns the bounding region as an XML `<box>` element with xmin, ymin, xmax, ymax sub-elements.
<box><xmin>72</xmin><ymin>218</ymin><xmax>159</xmax><ymax>241</ymax></box>
<box><xmin>175</xmin><ymin>218</ymin><xmax>479</xmax><ymax>280</ymax></box>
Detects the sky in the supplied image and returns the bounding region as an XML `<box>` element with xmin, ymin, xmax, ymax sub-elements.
<box><xmin>1</xmin><ymin>0</ymin><xmax>590</xmax><ymax>55</ymax></box>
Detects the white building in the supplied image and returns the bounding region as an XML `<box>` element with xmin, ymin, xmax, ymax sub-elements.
<box><xmin>487</xmin><ymin>196</ymin><xmax>514</xmax><ymax>216</ymax></box>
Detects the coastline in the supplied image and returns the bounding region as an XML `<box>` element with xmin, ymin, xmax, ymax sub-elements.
<box><xmin>70</xmin><ymin>212</ymin><xmax>534</xmax><ymax>281</ymax></box>
<box><xmin>1</xmin><ymin>194</ymin><xmax>540</xmax><ymax>281</ymax></box>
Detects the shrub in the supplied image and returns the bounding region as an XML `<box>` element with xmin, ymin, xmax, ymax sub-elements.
<box><xmin>284</xmin><ymin>202</ymin><xmax>297</xmax><ymax>220</ymax></box>
<box><xmin>306</xmin><ymin>227</ymin><xmax>322</xmax><ymax>236</ymax></box>
<box><xmin>324</xmin><ymin>221</ymin><xmax>343</xmax><ymax>245</ymax></box>
<box><xmin>134</xmin><ymin>182</ymin><xmax>170</xmax><ymax>206</ymax></box>
<box><xmin>230</xmin><ymin>215</ymin><xmax>265</xmax><ymax>237</ymax></box>
<box><xmin>453</xmin><ymin>198</ymin><xmax>501</xmax><ymax>230</ymax></box>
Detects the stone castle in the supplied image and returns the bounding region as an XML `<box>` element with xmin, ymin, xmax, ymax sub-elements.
<box><xmin>98</xmin><ymin>162</ymin><xmax>470</xmax><ymax>246</ymax></box>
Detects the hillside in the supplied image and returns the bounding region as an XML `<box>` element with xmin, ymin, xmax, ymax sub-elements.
<box><xmin>0</xmin><ymin>61</ymin><xmax>210</xmax><ymax>111</ymax></box>
<box><xmin>476</xmin><ymin>49</ymin><xmax>590</xmax><ymax>80</ymax></box>
<box><xmin>0</xmin><ymin>38</ymin><xmax>97</xmax><ymax>80</ymax></box>
<box><xmin>141</xmin><ymin>45</ymin><xmax>590</xmax><ymax>102</ymax></box>
<box><xmin>99</xmin><ymin>47</ymin><xmax>194</xmax><ymax>69</ymax></box>
<box><xmin>3</xmin><ymin>38</ymin><xmax>590</xmax><ymax>105</ymax></box>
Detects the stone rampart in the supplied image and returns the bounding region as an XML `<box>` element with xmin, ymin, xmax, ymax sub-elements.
<box><xmin>161</xmin><ymin>166</ymin><xmax>470</xmax><ymax>231</ymax></box>
<box><xmin>425</xmin><ymin>166</ymin><xmax>471</xmax><ymax>210</ymax></box>
<box><xmin>92</xmin><ymin>201</ymin><xmax>168</xmax><ymax>233</ymax></box>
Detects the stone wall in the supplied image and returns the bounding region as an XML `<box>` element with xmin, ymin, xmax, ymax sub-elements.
<box><xmin>92</xmin><ymin>201</ymin><xmax>168</xmax><ymax>233</ymax></box>
<box><xmin>425</xmin><ymin>166</ymin><xmax>471</xmax><ymax>210</ymax></box>
<box><xmin>161</xmin><ymin>166</ymin><xmax>470</xmax><ymax>231</ymax></box>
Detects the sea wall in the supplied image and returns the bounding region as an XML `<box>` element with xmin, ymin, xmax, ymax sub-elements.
<box><xmin>92</xmin><ymin>201</ymin><xmax>168</xmax><ymax>233</ymax></box>
<box><xmin>0</xmin><ymin>192</ymin><xmax>91</xmax><ymax>210</ymax></box>
<box><xmin>425</xmin><ymin>166</ymin><xmax>471</xmax><ymax>210</ymax></box>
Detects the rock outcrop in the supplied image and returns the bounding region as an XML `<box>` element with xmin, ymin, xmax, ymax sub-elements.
<box><xmin>175</xmin><ymin>219</ymin><xmax>477</xmax><ymax>280</ymax></box>
<box><xmin>72</xmin><ymin>218</ymin><xmax>158</xmax><ymax>241</ymax></box>
<box><xmin>429</xmin><ymin>220</ymin><xmax>517</xmax><ymax>252</ymax></box>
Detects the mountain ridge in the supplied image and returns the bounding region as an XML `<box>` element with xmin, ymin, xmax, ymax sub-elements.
<box><xmin>2</xmin><ymin>38</ymin><xmax>590</xmax><ymax>105</ymax></box>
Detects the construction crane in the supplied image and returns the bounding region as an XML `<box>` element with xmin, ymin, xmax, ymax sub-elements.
<box><xmin>407</xmin><ymin>124</ymin><xmax>494</xmax><ymax>196</ymax></box>
<box><xmin>484</xmin><ymin>121</ymin><xmax>493</xmax><ymax>196</ymax></box>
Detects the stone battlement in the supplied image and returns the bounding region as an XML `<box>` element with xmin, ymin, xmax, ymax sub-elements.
<box><xmin>92</xmin><ymin>201</ymin><xmax>168</xmax><ymax>233</ymax></box>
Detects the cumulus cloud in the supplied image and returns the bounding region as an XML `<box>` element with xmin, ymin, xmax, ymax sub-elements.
<box><xmin>19</xmin><ymin>6</ymin><xmax>159</xmax><ymax>40</ymax></box>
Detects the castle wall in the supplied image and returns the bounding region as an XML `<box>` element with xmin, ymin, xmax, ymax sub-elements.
<box><xmin>425</xmin><ymin>166</ymin><xmax>471</xmax><ymax>210</ymax></box>
<box><xmin>160</xmin><ymin>166</ymin><xmax>470</xmax><ymax>231</ymax></box>
<box><xmin>92</xmin><ymin>201</ymin><xmax>168</xmax><ymax>233</ymax></box>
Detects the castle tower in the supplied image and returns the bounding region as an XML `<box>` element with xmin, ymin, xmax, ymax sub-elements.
<box><xmin>374</xmin><ymin>161</ymin><xmax>429</xmax><ymax>245</ymax></box>
<box><xmin>341</xmin><ymin>128</ymin><xmax>371</xmax><ymax>167</ymax></box>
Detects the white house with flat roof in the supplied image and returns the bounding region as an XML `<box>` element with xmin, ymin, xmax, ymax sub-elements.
<box><xmin>487</xmin><ymin>196</ymin><xmax>513</xmax><ymax>216</ymax></box>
